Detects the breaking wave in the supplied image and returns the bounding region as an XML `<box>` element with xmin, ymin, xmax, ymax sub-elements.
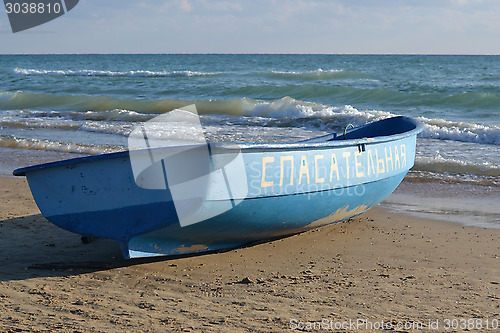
<box><xmin>265</xmin><ymin>69</ymin><xmax>377</xmax><ymax>81</ymax></box>
<box><xmin>417</xmin><ymin>117</ymin><xmax>500</xmax><ymax>145</ymax></box>
<box><xmin>12</xmin><ymin>68</ymin><xmax>221</xmax><ymax>77</ymax></box>
<box><xmin>414</xmin><ymin>155</ymin><xmax>500</xmax><ymax>179</ymax></box>
<box><xmin>1</xmin><ymin>91</ymin><xmax>499</xmax><ymax>146</ymax></box>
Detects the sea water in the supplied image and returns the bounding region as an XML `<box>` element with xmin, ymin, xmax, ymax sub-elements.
<box><xmin>0</xmin><ymin>54</ymin><xmax>499</xmax><ymax>202</ymax></box>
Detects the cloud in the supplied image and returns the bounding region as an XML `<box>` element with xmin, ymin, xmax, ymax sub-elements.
<box><xmin>200</xmin><ymin>0</ymin><xmax>243</xmax><ymax>12</ymax></box>
<box><xmin>2</xmin><ymin>0</ymin><xmax>500</xmax><ymax>54</ymax></box>
<box><xmin>450</xmin><ymin>0</ymin><xmax>483</xmax><ymax>5</ymax></box>
<box><xmin>179</xmin><ymin>0</ymin><xmax>192</xmax><ymax>12</ymax></box>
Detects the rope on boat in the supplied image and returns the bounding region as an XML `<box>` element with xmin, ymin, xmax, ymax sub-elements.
<box><xmin>344</xmin><ymin>124</ymin><xmax>355</xmax><ymax>139</ymax></box>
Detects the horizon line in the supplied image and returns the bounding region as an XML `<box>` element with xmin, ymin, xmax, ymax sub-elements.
<box><xmin>1</xmin><ymin>53</ymin><xmax>499</xmax><ymax>56</ymax></box>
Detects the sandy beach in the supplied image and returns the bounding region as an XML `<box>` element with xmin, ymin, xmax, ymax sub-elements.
<box><xmin>1</xmin><ymin>167</ymin><xmax>499</xmax><ymax>332</ymax></box>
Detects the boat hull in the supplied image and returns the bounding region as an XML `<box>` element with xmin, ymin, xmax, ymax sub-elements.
<box><xmin>14</xmin><ymin>116</ymin><xmax>423</xmax><ymax>258</ymax></box>
<box><xmin>127</xmin><ymin>172</ymin><xmax>406</xmax><ymax>258</ymax></box>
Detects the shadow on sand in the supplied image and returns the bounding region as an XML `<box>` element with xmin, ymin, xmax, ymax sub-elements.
<box><xmin>1</xmin><ymin>213</ymin><xmax>266</xmax><ymax>281</ymax></box>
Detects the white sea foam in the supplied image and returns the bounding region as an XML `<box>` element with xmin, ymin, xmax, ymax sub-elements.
<box><xmin>271</xmin><ymin>69</ymin><xmax>343</xmax><ymax>76</ymax></box>
<box><xmin>242</xmin><ymin>96</ymin><xmax>394</xmax><ymax>124</ymax></box>
<box><xmin>417</xmin><ymin>116</ymin><xmax>500</xmax><ymax>145</ymax></box>
<box><xmin>414</xmin><ymin>155</ymin><xmax>500</xmax><ymax>178</ymax></box>
<box><xmin>73</xmin><ymin>110</ymin><xmax>152</xmax><ymax>122</ymax></box>
<box><xmin>0</xmin><ymin>134</ymin><xmax>120</xmax><ymax>155</ymax></box>
<box><xmin>240</xmin><ymin>97</ymin><xmax>500</xmax><ymax>146</ymax></box>
<box><xmin>12</xmin><ymin>68</ymin><xmax>221</xmax><ymax>77</ymax></box>
<box><xmin>2</xmin><ymin>93</ymin><xmax>499</xmax><ymax>146</ymax></box>
<box><xmin>268</xmin><ymin>69</ymin><xmax>376</xmax><ymax>80</ymax></box>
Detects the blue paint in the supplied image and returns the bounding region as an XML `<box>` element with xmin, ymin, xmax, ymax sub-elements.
<box><xmin>127</xmin><ymin>173</ymin><xmax>406</xmax><ymax>258</ymax></box>
<box><xmin>14</xmin><ymin>116</ymin><xmax>424</xmax><ymax>259</ymax></box>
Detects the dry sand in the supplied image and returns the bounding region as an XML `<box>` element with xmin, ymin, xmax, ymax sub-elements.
<box><xmin>1</xmin><ymin>176</ymin><xmax>499</xmax><ymax>332</ymax></box>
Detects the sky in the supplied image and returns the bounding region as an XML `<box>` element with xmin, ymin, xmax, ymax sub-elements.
<box><xmin>1</xmin><ymin>0</ymin><xmax>499</xmax><ymax>54</ymax></box>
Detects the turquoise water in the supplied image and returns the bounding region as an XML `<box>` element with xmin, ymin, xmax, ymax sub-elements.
<box><xmin>0</xmin><ymin>54</ymin><xmax>499</xmax><ymax>185</ymax></box>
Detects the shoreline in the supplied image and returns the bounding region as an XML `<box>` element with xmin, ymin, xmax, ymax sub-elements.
<box><xmin>1</xmin><ymin>173</ymin><xmax>500</xmax><ymax>331</ymax></box>
<box><xmin>383</xmin><ymin>177</ymin><xmax>500</xmax><ymax>229</ymax></box>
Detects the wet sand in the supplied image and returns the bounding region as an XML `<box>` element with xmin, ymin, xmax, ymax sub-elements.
<box><xmin>1</xmin><ymin>174</ymin><xmax>499</xmax><ymax>332</ymax></box>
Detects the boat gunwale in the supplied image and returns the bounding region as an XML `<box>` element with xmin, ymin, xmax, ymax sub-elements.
<box><xmin>13</xmin><ymin>116</ymin><xmax>424</xmax><ymax>176</ymax></box>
